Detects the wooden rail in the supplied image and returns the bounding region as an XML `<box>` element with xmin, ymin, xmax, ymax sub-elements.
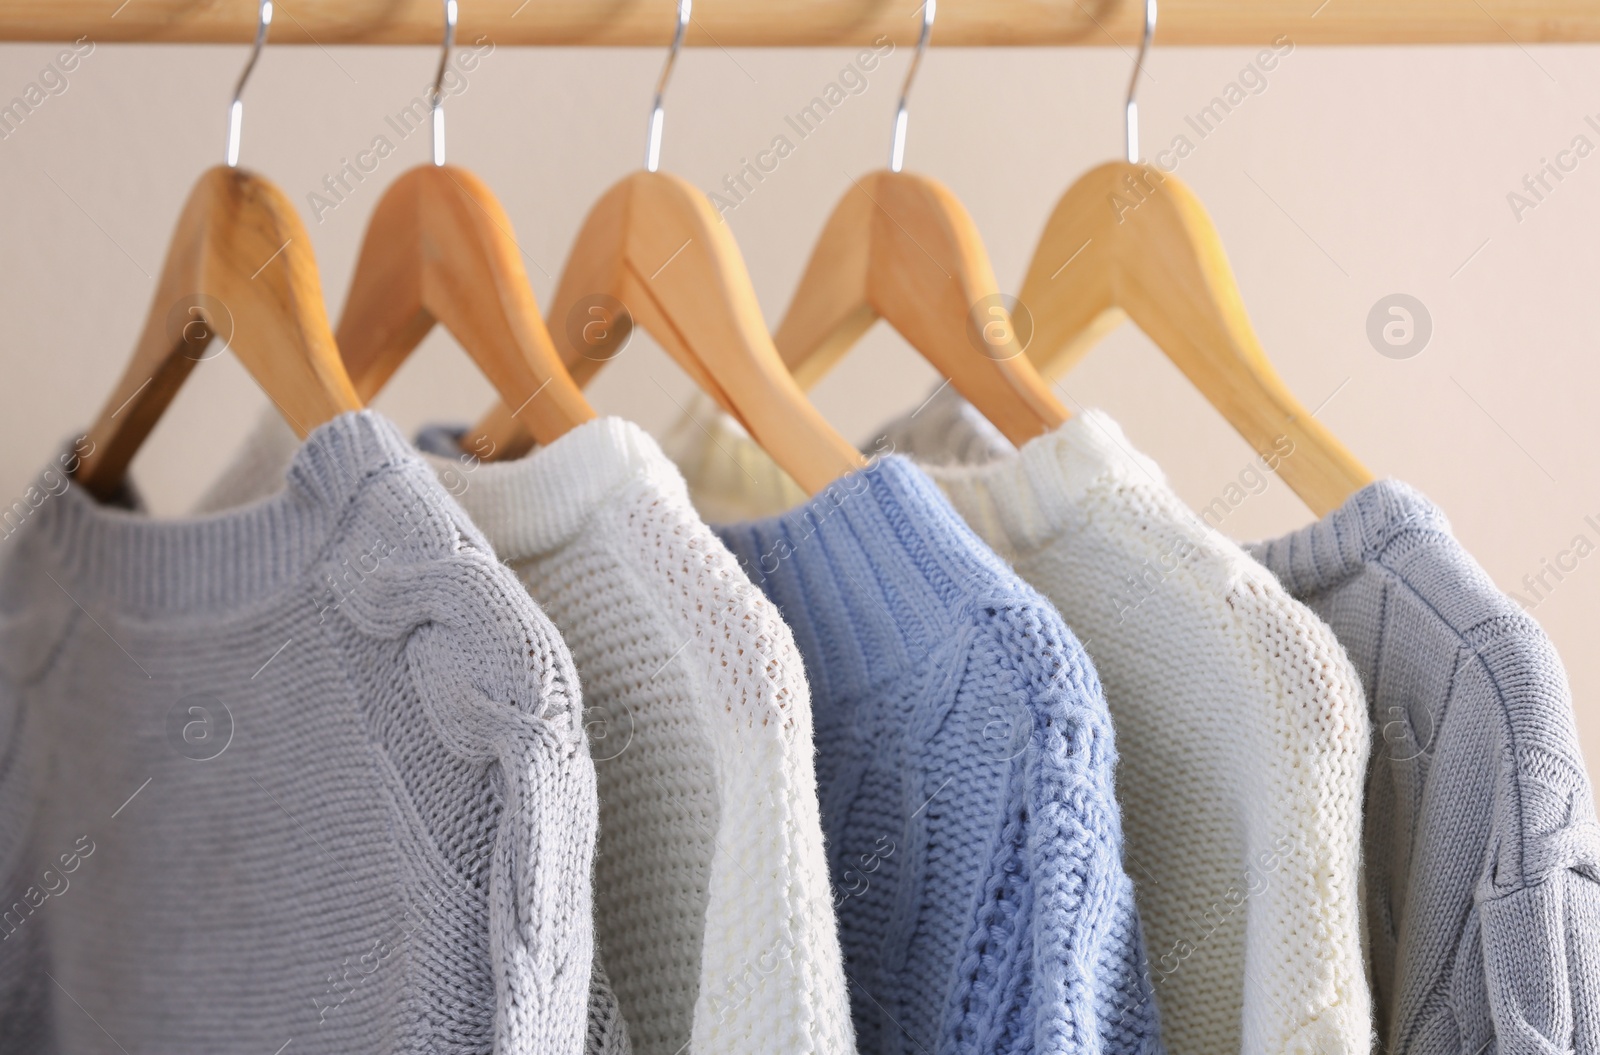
<box><xmin>1</xmin><ymin>0</ymin><xmax>1598</xmax><ymax>47</ymax></box>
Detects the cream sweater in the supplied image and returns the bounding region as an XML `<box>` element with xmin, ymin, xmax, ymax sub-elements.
<box><xmin>194</xmin><ymin>412</ymin><xmax>855</xmax><ymax>1055</ymax></box>
<box><xmin>663</xmin><ymin>408</ymin><xmax>1375</xmax><ymax>1055</ymax></box>
<box><xmin>661</xmin><ymin>386</ymin><xmax>1013</xmax><ymax>523</ymax></box>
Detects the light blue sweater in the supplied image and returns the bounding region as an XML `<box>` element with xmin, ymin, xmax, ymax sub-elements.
<box><xmin>714</xmin><ymin>456</ymin><xmax>1163</xmax><ymax>1055</ymax></box>
<box><xmin>1251</xmin><ymin>480</ymin><xmax>1600</xmax><ymax>1055</ymax></box>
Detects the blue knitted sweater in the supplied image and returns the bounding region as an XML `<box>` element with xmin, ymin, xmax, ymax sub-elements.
<box><xmin>714</xmin><ymin>456</ymin><xmax>1163</xmax><ymax>1055</ymax></box>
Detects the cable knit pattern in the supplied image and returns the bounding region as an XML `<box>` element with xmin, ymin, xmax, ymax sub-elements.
<box><xmin>713</xmin><ymin>456</ymin><xmax>1162</xmax><ymax>1055</ymax></box>
<box><xmin>0</xmin><ymin>411</ymin><xmax>596</xmax><ymax>1055</ymax></box>
<box><xmin>190</xmin><ymin>410</ymin><xmax>855</xmax><ymax>1055</ymax></box>
<box><xmin>415</xmin><ymin>418</ymin><xmax>855</xmax><ymax>1055</ymax></box>
<box><xmin>1250</xmin><ymin>480</ymin><xmax>1600</xmax><ymax>1055</ymax></box>
<box><xmin>667</xmin><ymin>408</ymin><xmax>1374</xmax><ymax>1055</ymax></box>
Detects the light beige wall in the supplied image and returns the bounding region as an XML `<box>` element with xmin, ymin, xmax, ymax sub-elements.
<box><xmin>3</xmin><ymin>38</ymin><xmax>1599</xmax><ymax>795</ymax></box>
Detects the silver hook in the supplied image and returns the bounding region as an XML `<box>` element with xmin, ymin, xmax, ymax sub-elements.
<box><xmin>1124</xmin><ymin>0</ymin><xmax>1156</xmax><ymax>163</ymax></box>
<box><xmin>431</xmin><ymin>0</ymin><xmax>459</xmax><ymax>166</ymax></box>
<box><xmin>225</xmin><ymin>0</ymin><xmax>273</xmax><ymax>167</ymax></box>
<box><xmin>889</xmin><ymin>0</ymin><xmax>936</xmax><ymax>173</ymax></box>
<box><xmin>645</xmin><ymin>0</ymin><xmax>692</xmax><ymax>173</ymax></box>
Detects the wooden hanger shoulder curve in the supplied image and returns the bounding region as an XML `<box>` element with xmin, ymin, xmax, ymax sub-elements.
<box><xmin>76</xmin><ymin>165</ymin><xmax>361</xmax><ymax>501</ymax></box>
<box><xmin>473</xmin><ymin>169</ymin><xmax>865</xmax><ymax>494</ymax></box>
<box><xmin>1018</xmin><ymin>160</ymin><xmax>1373</xmax><ymax>517</ymax></box>
<box><xmin>335</xmin><ymin>163</ymin><xmax>595</xmax><ymax>447</ymax></box>
<box><xmin>773</xmin><ymin>169</ymin><xmax>1068</xmax><ymax>449</ymax></box>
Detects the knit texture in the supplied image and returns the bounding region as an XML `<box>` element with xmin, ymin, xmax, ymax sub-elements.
<box><xmin>587</xmin><ymin>957</ymin><xmax>634</xmax><ymax>1055</ymax></box>
<box><xmin>0</xmin><ymin>411</ymin><xmax>598</xmax><ymax>1054</ymax></box>
<box><xmin>1250</xmin><ymin>480</ymin><xmax>1600</xmax><ymax>1055</ymax></box>
<box><xmin>418</xmin><ymin>418</ymin><xmax>855</xmax><ymax>1055</ymax></box>
<box><xmin>669</xmin><ymin>408</ymin><xmax>1374</xmax><ymax>1055</ymax></box>
<box><xmin>193</xmin><ymin>403</ymin><xmax>323</xmax><ymax>515</ymax></box>
<box><xmin>192</xmin><ymin>410</ymin><xmax>854</xmax><ymax>1055</ymax></box>
<box><xmin>870</xmin><ymin>383</ymin><xmax>1016</xmax><ymax>468</ymax></box>
<box><xmin>924</xmin><ymin>415</ymin><xmax>1373</xmax><ymax>1055</ymax></box>
<box><xmin>713</xmin><ymin>455</ymin><xmax>1163</xmax><ymax>1055</ymax></box>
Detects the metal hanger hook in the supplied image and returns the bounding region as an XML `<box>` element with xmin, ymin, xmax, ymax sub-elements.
<box><xmin>889</xmin><ymin>0</ymin><xmax>936</xmax><ymax>173</ymax></box>
<box><xmin>645</xmin><ymin>0</ymin><xmax>692</xmax><ymax>173</ymax></box>
<box><xmin>1124</xmin><ymin>0</ymin><xmax>1156</xmax><ymax>163</ymax></box>
<box><xmin>431</xmin><ymin>0</ymin><xmax>459</xmax><ymax>166</ymax></box>
<box><xmin>225</xmin><ymin>0</ymin><xmax>273</xmax><ymax>167</ymax></box>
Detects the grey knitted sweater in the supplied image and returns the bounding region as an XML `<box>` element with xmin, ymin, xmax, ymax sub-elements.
<box><xmin>0</xmin><ymin>412</ymin><xmax>604</xmax><ymax>1054</ymax></box>
<box><xmin>1250</xmin><ymin>480</ymin><xmax>1600</xmax><ymax>1055</ymax></box>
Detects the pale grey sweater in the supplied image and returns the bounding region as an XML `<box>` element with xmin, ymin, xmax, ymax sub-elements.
<box><xmin>1250</xmin><ymin>480</ymin><xmax>1600</xmax><ymax>1055</ymax></box>
<box><xmin>0</xmin><ymin>412</ymin><xmax>606</xmax><ymax>1054</ymax></box>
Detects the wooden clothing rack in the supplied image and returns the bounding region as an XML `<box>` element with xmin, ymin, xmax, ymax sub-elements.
<box><xmin>1</xmin><ymin>1</ymin><xmax>1597</xmax><ymax>47</ymax></box>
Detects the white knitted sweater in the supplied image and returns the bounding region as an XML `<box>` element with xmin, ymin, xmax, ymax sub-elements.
<box><xmin>195</xmin><ymin>412</ymin><xmax>856</xmax><ymax>1055</ymax></box>
<box><xmin>0</xmin><ymin>412</ymin><xmax>598</xmax><ymax>1054</ymax></box>
<box><xmin>663</xmin><ymin>406</ymin><xmax>1376</xmax><ymax>1055</ymax></box>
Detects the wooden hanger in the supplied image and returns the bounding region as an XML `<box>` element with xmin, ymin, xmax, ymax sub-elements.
<box><xmin>472</xmin><ymin>0</ymin><xmax>862</xmax><ymax>493</ymax></box>
<box><xmin>1017</xmin><ymin>6</ymin><xmax>1371</xmax><ymax>517</ymax></box>
<box><xmin>773</xmin><ymin>2</ymin><xmax>1067</xmax><ymax>448</ymax></box>
<box><xmin>334</xmin><ymin>5</ymin><xmax>593</xmax><ymax>445</ymax></box>
<box><xmin>775</xmin><ymin>172</ymin><xmax>1067</xmax><ymax>449</ymax></box>
<box><xmin>77</xmin><ymin>8</ymin><xmax>360</xmax><ymax>501</ymax></box>
<box><xmin>472</xmin><ymin>170</ymin><xmax>864</xmax><ymax>493</ymax></box>
<box><xmin>336</xmin><ymin>165</ymin><xmax>594</xmax><ymax>444</ymax></box>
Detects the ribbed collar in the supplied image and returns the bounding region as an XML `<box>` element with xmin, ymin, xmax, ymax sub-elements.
<box><xmin>712</xmin><ymin>455</ymin><xmax>1024</xmax><ymax>705</ymax></box>
<box><xmin>20</xmin><ymin>410</ymin><xmax>419</xmax><ymax>619</ymax></box>
<box><xmin>416</xmin><ymin>417</ymin><xmax>692</xmax><ymax>562</ymax></box>
<box><xmin>1247</xmin><ymin>478</ymin><xmax>1457</xmax><ymax>600</ymax></box>
<box><xmin>915</xmin><ymin>409</ymin><xmax>1175</xmax><ymax>558</ymax></box>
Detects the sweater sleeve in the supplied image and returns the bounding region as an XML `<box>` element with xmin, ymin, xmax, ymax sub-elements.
<box><xmin>1476</xmin><ymin>864</ymin><xmax>1600</xmax><ymax>1054</ymax></box>
<box><xmin>403</xmin><ymin>607</ymin><xmax>597</xmax><ymax>1055</ymax></box>
<box><xmin>319</xmin><ymin>466</ymin><xmax>600</xmax><ymax>1055</ymax></box>
<box><xmin>1470</xmin><ymin>628</ymin><xmax>1600</xmax><ymax>1055</ymax></box>
<box><xmin>1231</xmin><ymin>576</ymin><xmax>1373</xmax><ymax>1055</ymax></box>
<box><xmin>943</xmin><ymin>599</ymin><xmax>1163</xmax><ymax>1055</ymax></box>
